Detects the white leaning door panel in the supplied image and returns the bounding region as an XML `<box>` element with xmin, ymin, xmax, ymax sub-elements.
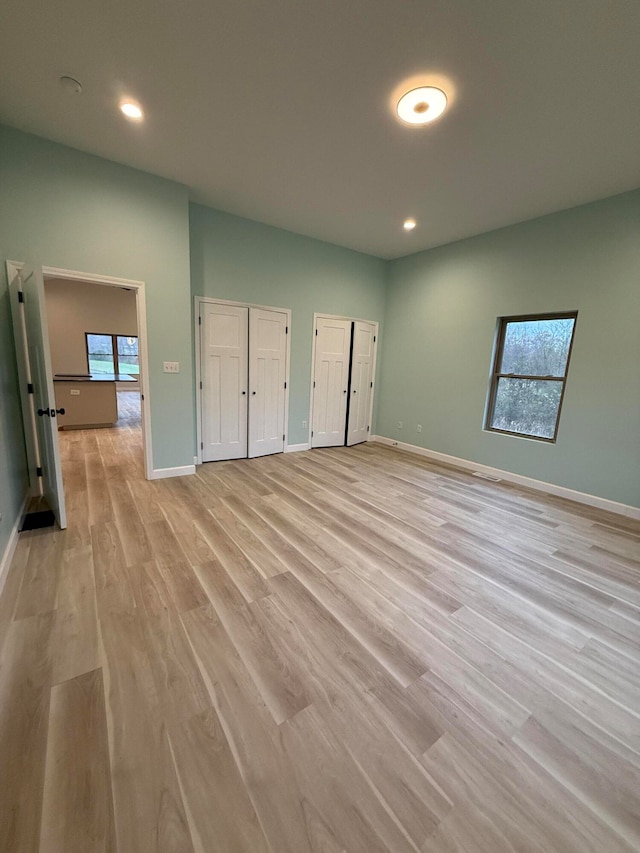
<box><xmin>201</xmin><ymin>303</ymin><xmax>248</xmax><ymax>462</ymax></box>
<box><xmin>347</xmin><ymin>321</ymin><xmax>376</xmax><ymax>446</ymax></box>
<box><xmin>19</xmin><ymin>267</ymin><xmax>67</xmax><ymax>528</ymax></box>
<box><xmin>312</xmin><ymin>317</ymin><xmax>352</xmax><ymax>448</ymax></box>
<box><xmin>248</xmin><ymin>307</ymin><xmax>287</xmax><ymax>458</ymax></box>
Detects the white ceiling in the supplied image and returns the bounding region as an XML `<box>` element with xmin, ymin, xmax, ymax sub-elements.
<box><xmin>1</xmin><ymin>0</ymin><xmax>639</xmax><ymax>259</ymax></box>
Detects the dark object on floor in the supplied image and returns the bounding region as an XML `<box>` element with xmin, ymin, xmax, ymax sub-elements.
<box><xmin>21</xmin><ymin>509</ymin><xmax>56</xmax><ymax>530</ymax></box>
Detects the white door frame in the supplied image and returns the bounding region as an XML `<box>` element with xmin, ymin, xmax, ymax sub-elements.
<box><xmin>194</xmin><ymin>296</ymin><xmax>292</xmax><ymax>465</ymax></box>
<box><xmin>7</xmin><ymin>261</ymin><xmax>153</xmax><ymax>480</ymax></box>
<box><xmin>308</xmin><ymin>312</ymin><xmax>379</xmax><ymax>449</ymax></box>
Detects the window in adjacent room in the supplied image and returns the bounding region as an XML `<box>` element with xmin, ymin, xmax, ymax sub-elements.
<box><xmin>86</xmin><ymin>333</ymin><xmax>139</xmax><ymax>376</ymax></box>
<box><xmin>485</xmin><ymin>312</ymin><xmax>577</xmax><ymax>442</ymax></box>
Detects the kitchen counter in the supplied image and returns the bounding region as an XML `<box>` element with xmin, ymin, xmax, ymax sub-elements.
<box><xmin>53</xmin><ymin>374</ymin><xmax>136</xmax><ymax>428</ymax></box>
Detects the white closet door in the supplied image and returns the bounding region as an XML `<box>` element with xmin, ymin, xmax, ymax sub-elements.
<box><xmin>312</xmin><ymin>317</ymin><xmax>352</xmax><ymax>448</ymax></box>
<box><xmin>347</xmin><ymin>321</ymin><xmax>376</xmax><ymax>446</ymax></box>
<box><xmin>248</xmin><ymin>307</ymin><xmax>287</xmax><ymax>458</ymax></box>
<box><xmin>201</xmin><ymin>303</ymin><xmax>248</xmax><ymax>461</ymax></box>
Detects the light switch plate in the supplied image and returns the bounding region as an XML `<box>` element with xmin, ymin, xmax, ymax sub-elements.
<box><xmin>163</xmin><ymin>361</ymin><xmax>180</xmax><ymax>373</ymax></box>
<box><xmin>70</xmin><ymin>389</ymin><xmax>80</xmax><ymax>396</ymax></box>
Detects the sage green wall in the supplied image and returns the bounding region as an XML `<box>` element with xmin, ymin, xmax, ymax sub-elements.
<box><xmin>189</xmin><ymin>204</ymin><xmax>387</xmax><ymax>446</ymax></box>
<box><xmin>378</xmin><ymin>190</ymin><xmax>640</xmax><ymax>508</ymax></box>
<box><xmin>0</xmin><ymin>126</ymin><xmax>194</xmax><ymax>482</ymax></box>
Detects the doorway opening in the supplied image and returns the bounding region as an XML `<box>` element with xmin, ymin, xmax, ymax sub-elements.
<box><xmin>7</xmin><ymin>261</ymin><xmax>152</xmax><ymax>530</ymax></box>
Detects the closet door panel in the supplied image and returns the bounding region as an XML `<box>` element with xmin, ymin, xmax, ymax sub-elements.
<box><xmin>201</xmin><ymin>304</ymin><xmax>248</xmax><ymax>461</ymax></box>
<box><xmin>248</xmin><ymin>308</ymin><xmax>287</xmax><ymax>458</ymax></box>
<box><xmin>347</xmin><ymin>321</ymin><xmax>376</xmax><ymax>446</ymax></box>
<box><xmin>312</xmin><ymin>318</ymin><xmax>352</xmax><ymax>448</ymax></box>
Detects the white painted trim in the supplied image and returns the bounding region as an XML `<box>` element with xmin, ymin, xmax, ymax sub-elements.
<box><xmin>41</xmin><ymin>265</ymin><xmax>153</xmax><ymax>481</ymax></box>
<box><xmin>194</xmin><ymin>296</ymin><xmax>292</xmax><ymax>464</ymax></box>
<box><xmin>284</xmin><ymin>442</ymin><xmax>310</xmax><ymax>453</ymax></box>
<box><xmin>0</xmin><ymin>492</ymin><xmax>29</xmax><ymax>599</ymax></box>
<box><xmin>194</xmin><ymin>297</ymin><xmax>204</xmax><ymax>465</ymax></box>
<box><xmin>149</xmin><ymin>465</ymin><xmax>196</xmax><ymax>480</ymax></box>
<box><xmin>309</xmin><ymin>313</ymin><xmax>379</xmax><ymax>449</ymax></box>
<box><xmin>195</xmin><ymin>295</ymin><xmax>291</xmax><ymax>314</ymax></box>
<box><xmin>370</xmin><ymin>436</ymin><xmax>640</xmax><ymax>520</ymax></box>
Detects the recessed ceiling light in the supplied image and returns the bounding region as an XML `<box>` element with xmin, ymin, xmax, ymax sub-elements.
<box><xmin>120</xmin><ymin>101</ymin><xmax>144</xmax><ymax>121</ymax></box>
<box><xmin>403</xmin><ymin>218</ymin><xmax>417</xmax><ymax>231</ymax></box>
<box><xmin>396</xmin><ymin>87</ymin><xmax>447</xmax><ymax>126</ymax></box>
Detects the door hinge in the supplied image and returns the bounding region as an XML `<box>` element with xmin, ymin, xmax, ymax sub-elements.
<box><xmin>311</xmin><ymin>430</ymin><xmax>314</xmax><ymax>437</ymax></box>
<box><xmin>36</xmin><ymin>466</ymin><xmax>43</xmax><ymax>477</ymax></box>
<box><xmin>367</xmin><ymin>426</ymin><xmax>370</xmax><ymax>432</ymax></box>
<box><xmin>315</xmin><ymin>328</ymin><xmax>318</xmax><ymax>336</ymax></box>
<box><xmin>18</xmin><ymin>290</ymin><xmax>24</xmax><ymax>303</ymax></box>
<box><xmin>27</xmin><ymin>383</ymin><xmax>34</xmax><ymax>394</ymax></box>
<box><xmin>370</xmin><ymin>381</ymin><xmax>373</xmax><ymax>388</ymax></box>
<box><xmin>284</xmin><ymin>381</ymin><xmax>287</xmax><ymax>389</ymax></box>
<box><xmin>200</xmin><ymin>442</ymin><xmax>203</xmax><ymax>450</ymax></box>
<box><xmin>285</xmin><ymin>325</ymin><xmax>288</xmax><ymax>334</ymax></box>
<box><xmin>200</xmin><ymin>381</ymin><xmax>203</xmax><ymax>389</ymax></box>
<box><xmin>313</xmin><ymin>380</ymin><xmax>316</xmax><ymax>388</ymax></box>
<box><xmin>373</xmin><ymin>335</ymin><xmax>376</xmax><ymax>342</ymax></box>
<box><xmin>283</xmin><ymin>434</ymin><xmax>285</xmax><ymax>441</ymax></box>
<box><xmin>198</xmin><ymin>315</ymin><xmax>201</xmax><ymax>325</ymax></box>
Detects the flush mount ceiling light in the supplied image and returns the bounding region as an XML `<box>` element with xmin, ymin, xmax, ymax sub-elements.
<box><xmin>396</xmin><ymin>86</ymin><xmax>447</xmax><ymax>126</ymax></box>
<box><xmin>120</xmin><ymin>101</ymin><xmax>144</xmax><ymax>121</ymax></box>
<box><xmin>403</xmin><ymin>218</ymin><xmax>417</xmax><ymax>231</ymax></box>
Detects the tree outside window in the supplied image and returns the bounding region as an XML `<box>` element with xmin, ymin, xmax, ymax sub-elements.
<box><xmin>86</xmin><ymin>333</ymin><xmax>139</xmax><ymax>376</ymax></box>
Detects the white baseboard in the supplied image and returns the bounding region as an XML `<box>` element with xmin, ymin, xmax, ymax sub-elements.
<box><xmin>371</xmin><ymin>436</ymin><xmax>640</xmax><ymax>520</ymax></box>
<box><xmin>285</xmin><ymin>442</ymin><xmax>310</xmax><ymax>454</ymax></box>
<box><xmin>149</xmin><ymin>464</ymin><xmax>196</xmax><ymax>480</ymax></box>
<box><xmin>0</xmin><ymin>492</ymin><xmax>29</xmax><ymax>598</ymax></box>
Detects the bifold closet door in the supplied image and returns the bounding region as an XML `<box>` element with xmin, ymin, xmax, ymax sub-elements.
<box><xmin>248</xmin><ymin>307</ymin><xmax>287</xmax><ymax>458</ymax></box>
<box><xmin>312</xmin><ymin>317</ymin><xmax>352</xmax><ymax>448</ymax></box>
<box><xmin>201</xmin><ymin>303</ymin><xmax>248</xmax><ymax>462</ymax></box>
<box><xmin>347</xmin><ymin>320</ymin><xmax>376</xmax><ymax>446</ymax></box>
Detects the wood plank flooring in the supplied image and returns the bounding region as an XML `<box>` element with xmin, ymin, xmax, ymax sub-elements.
<box><xmin>1</xmin><ymin>413</ymin><xmax>639</xmax><ymax>851</ymax></box>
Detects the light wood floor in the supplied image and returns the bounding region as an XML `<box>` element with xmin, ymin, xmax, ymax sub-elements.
<box><xmin>1</xmin><ymin>421</ymin><xmax>639</xmax><ymax>852</ymax></box>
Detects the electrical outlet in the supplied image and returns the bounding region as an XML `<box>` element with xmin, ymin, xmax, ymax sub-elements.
<box><xmin>397</xmin><ymin>421</ymin><xmax>403</xmax><ymax>429</ymax></box>
<box><xmin>163</xmin><ymin>361</ymin><xmax>180</xmax><ymax>373</ymax></box>
<box><xmin>417</xmin><ymin>424</ymin><xmax>422</xmax><ymax>432</ymax></box>
<box><xmin>302</xmin><ymin>420</ymin><xmax>307</xmax><ymax>429</ymax></box>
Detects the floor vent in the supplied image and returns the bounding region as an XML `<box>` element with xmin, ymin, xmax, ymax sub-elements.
<box><xmin>21</xmin><ymin>509</ymin><xmax>56</xmax><ymax>530</ymax></box>
<box><xmin>472</xmin><ymin>471</ymin><xmax>502</xmax><ymax>482</ymax></box>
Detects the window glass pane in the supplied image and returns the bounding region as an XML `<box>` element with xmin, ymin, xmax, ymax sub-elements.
<box><xmin>499</xmin><ymin>318</ymin><xmax>575</xmax><ymax>377</ymax></box>
<box><xmin>87</xmin><ymin>333</ymin><xmax>115</xmax><ymax>374</ymax></box>
<box><xmin>116</xmin><ymin>335</ymin><xmax>139</xmax><ymax>375</ymax></box>
<box><xmin>491</xmin><ymin>378</ymin><xmax>562</xmax><ymax>439</ymax></box>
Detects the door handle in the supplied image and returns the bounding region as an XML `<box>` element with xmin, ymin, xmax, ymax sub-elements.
<box><xmin>252</xmin><ymin>391</ymin><xmax>256</xmax><ymax>395</ymax></box>
<box><xmin>343</xmin><ymin>389</ymin><xmax>347</xmax><ymax>394</ymax></box>
<box><xmin>37</xmin><ymin>408</ymin><xmax>49</xmax><ymax>417</ymax></box>
<box><xmin>353</xmin><ymin>389</ymin><xmax>357</xmax><ymax>393</ymax></box>
<box><xmin>241</xmin><ymin>391</ymin><xmax>246</xmax><ymax>395</ymax></box>
<box><xmin>55</xmin><ymin>408</ymin><xmax>65</xmax><ymax>415</ymax></box>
